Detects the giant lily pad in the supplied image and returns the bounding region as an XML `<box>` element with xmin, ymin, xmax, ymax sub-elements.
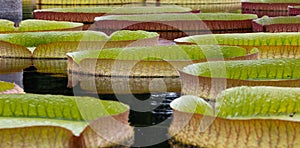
<box><xmin>253</xmin><ymin>16</ymin><xmax>300</xmax><ymax>32</ymax></box>
<box><xmin>69</xmin><ymin>73</ymin><xmax>182</xmax><ymax>94</ymax></box>
<box><xmin>36</xmin><ymin>0</ymin><xmax>144</xmax><ymax>5</ymax></box>
<box><xmin>169</xmin><ymin>86</ymin><xmax>300</xmax><ymax>147</ymax></box>
<box><xmin>0</xmin><ymin>94</ymin><xmax>133</xmax><ymax>147</ymax></box>
<box><xmin>288</xmin><ymin>5</ymin><xmax>300</xmax><ymax>16</ymax></box>
<box><xmin>180</xmin><ymin>58</ymin><xmax>300</xmax><ymax>99</ymax></box>
<box><xmin>94</xmin><ymin>13</ymin><xmax>257</xmax><ymax>40</ymax></box>
<box><xmin>0</xmin><ymin>19</ymin><xmax>83</xmax><ymax>33</ymax></box>
<box><xmin>0</xmin><ymin>81</ymin><xmax>24</xmax><ymax>94</ymax></box>
<box><xmin>34</xmin><ymin>6</ymin><xmax>196</xmax><ymax>23</ymax></box>
<box><xmin>67</xmin><ymin>45</ymin><xmax>258</xmax><ymax>76</ymax></box>
<box><xmin>175</xmin><ymin>32</ymin><xmax>300</xmax><ymax>59</ymax></box>
<box><xmin>242</xmin><ymin>0</ymin><xmax>300</xmax><ymax>17</ymax></box>
<box><xmin>147</xmin><ymin>0</ymin><xmax>241</xmax><ymax>12</ymax></box>
<box><xmin>0</xmin><ymin>30</ymin><xmax>158</xmax><ymax>59</ymax></box>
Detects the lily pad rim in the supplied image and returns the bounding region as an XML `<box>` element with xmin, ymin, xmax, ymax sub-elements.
<box><xmin>171</xmin><ymin>94</ymin><xmax>300</xmax><ymax>122</ymax></box>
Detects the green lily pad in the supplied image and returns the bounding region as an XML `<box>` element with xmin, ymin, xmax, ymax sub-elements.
<box><xmin>216</xmin><ymin>86</ymin><xmax>300</xmax><ymax>120</ymax></box>
<box><xmin>175</xmin><ymin>32</ymin><xmax>300</xmax><ymax>58</ymax></box>
<box><xmin>254</xmin><ymin>16</ymin><xmax>300</xmax><ymax>25</ymax></box>
<box><xmin>109</xmin><ymin>30</ymin><xmax>159</xmax><ymax>41</ymax></box>
<box><xmin>242</xmin><ymin>0</ymin><xmax>300</xmax><ymax>3</ymax></box>
<box><xmin>67</xmin><ymin>45</ymin><xmax>257</xmax><ymax>77</ymax></box>
<box><xmin>170</xmin><ymin>95</ymin><xmax>214</xmax><ymax>115</ymax></box>
<box><xmin>183</xmin><ymin>58</ymin><xmax>300</xmax><ymax>80</ymax></box>
<box><xmin>36</xmin><ymin>0</ymin><xmax>144</xmax><ymax>5</ymax></box>
<box><xmin>0</xmin><ymin>94</ymin><xmax>132</xmax><ymax>147</ymax></box>
<box><xmin>172</xmin><ymin>86</ymin><xmax>300</xmax><ymax>120</ymax></box>
<box><xmin>175</xmin><ymin>32</ymin><xmax>300</xmax><ymax>46</ymax></box>
<box><xmin>180</xmin><ymin>58</ymin><xmax>300</xmax><ymax>99</ymax></box>
<box><xmin>0</xmin><ymin>19</ymin><xmax>15</xmax><ymax>32</ymax></box>
<box><xmin>68</xmin><ymin>45</ymin><xmax>251</xmax><ymax>64</ymax></box>
<box><xmin>0</xmin><ymin>30</ymin><xmax>159</xmax><ymax>59</ymax></box>
<box><xmin>95</xmin><ymin>13</ymin><xmax>257</xmax><ymax>22</ymax></box>
<box><xmin>35</xmin><ymin>6</ymin><xmax>193</xmax><ymax>13</ymax></box>
<box><xmin>0</xmin><ymin>31</ymin><xmax>108</xmax><ymax>48</ymax></box>
<box><xmin>147</xmin><ymin>0</ymin><xmax>241</xmax><ymax>12</ymax></box>
<box><xmin>169</xmin><ymin>86</ymin><xmax>300</xmax><ymax>147</ymax></box>
<box><xmin>18</xmin><ymin>19</ymin><xmax>83</xmax><ymax>32</ymax></box>
<box><xmin>0</xmin><ymin>19</ymin><xmax>83</xmax><ymax>33</ymax></box>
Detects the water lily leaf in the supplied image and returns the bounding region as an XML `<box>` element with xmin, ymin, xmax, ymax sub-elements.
<box><xmin>35</xmin><ymin>6</ymin><xmax>193</xmax><ymax>14</ymax></box>
<box><xmin>73</xmin><ymin>73</ymin><xmax>182</xmax><ymax>94</ymax></box>
<box><xmin>183</xmin><ymin>58</ymin><xmax>300</xmax><ymax>80</ymax></box>
<box><xmin>0</xmin><ymin>81</ymin><xmax>24</xmax><ymax>94</ymax></box>
<box><xmin>67</xmin><ymin>45</ymin><xmax>257</xmax><ymax>76</ymax></box>
<box><xmin>169</xmin><ymin>86</ymin><xmax>300</xmax><ymax>147</ymax></box>
<box><xmin>175</xmin><ymin>32</ymin><xmax>300</xmax><ymax>58</ymax></box>
<box><xmin>0</xmin><ymin>31</ymin><xmax>108</xmax><ymax>48</ymax></box>
<box><xmin>0</xmin><ymin>19</ymin><xmax>15</xmax><ymax>32</ymax></box>
<box><xmin>0</xmin><ymin>19</ymin><xmax>83</xmax><ymax>33</ymax></box>
<box><xmin>243</xmin><ymin>0</ymin><xmax>300</xmax><ymax>3</ymax></box>
<box><xmin>109</xmin><ymin>30</ymin><xmax>159</xmax><ymax>41</ymax></box>
<box><xmin>17</xmin><ymin>19</ymin><xmax>83</xmax><ymax>32</ymax></box>
<box><xmin>36</xmin><ymin>0</ymin><xmax>144</xmax><ymax>5</ymax></box>
<box><xmin>68</xmin><ymin>45</ymin><xmax>251</xmax><ymax>64</ymax></box>
<box><xmin>0</xmin><ymin>31</ymin><xmax>108</xmax><ymax>58</ymax></box>
<box><xmin>216</xmin><ymin>86</ymin><xmax>300</xmax><ymax>120</ymax></box>
<box><xmin>253</xmin><ymin>16</ymin><xmax>300</xmax><ymax>32</ymax></box>
<box><xmin>143</xmin><ymin>0</ymin><xmax>241</xmax><ymax>12</ymax></box>
<box><xmin>181</xmin><ymin>58</ymin><xmax>300</xmax><ymax>99</ymax></box>
<box><xmin>254</xmin><ymin>16</ymin><xmax>300</xmax><ymax>25</ymax></box>
<box><xmin>95</xmin><ymin>13</ymin><xmax>257</xmax><ymax>22</ymax></box>
<box><xmin>95</xmin><ymin>13</ymin><xmax>256</xmax><ymax>40</ymax></box>
<box><xmin>0</xmin><ymin>126</ymin><xmax>75</xmax><ymax>148</ymax></box>
<box><xmin>170</xmin><ymin>95</ymin><xmax>213</xmax><ymax>115</ymax></box>
<box><xmin>0</xmin><ymin>94</ymin><xmax>133</xmax><ymax>147</ymax></box>
<box><xmin>33</xmin><ymin>6</ymin><xmax>195</xmax><ymax>23</ymax></box>
<box><xmin>0</xmin><ymin>41</ymin><xmax>32</xmax><ymax>58</ymax></box>
<box><xmin>289</xmin><ymin>5</ymin><xmax>300</xmax><ymax>16</ymax></box>
<box><xmin>0</xmin><ymin>30</ymin><xmax>159</xmax><ymax>59</ymax></box>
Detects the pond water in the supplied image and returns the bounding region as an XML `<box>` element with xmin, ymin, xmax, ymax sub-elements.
<box><xmin>0</xmin><ymin>1</ymin><xmax>181</xmax><ymax>147</ymax></box>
